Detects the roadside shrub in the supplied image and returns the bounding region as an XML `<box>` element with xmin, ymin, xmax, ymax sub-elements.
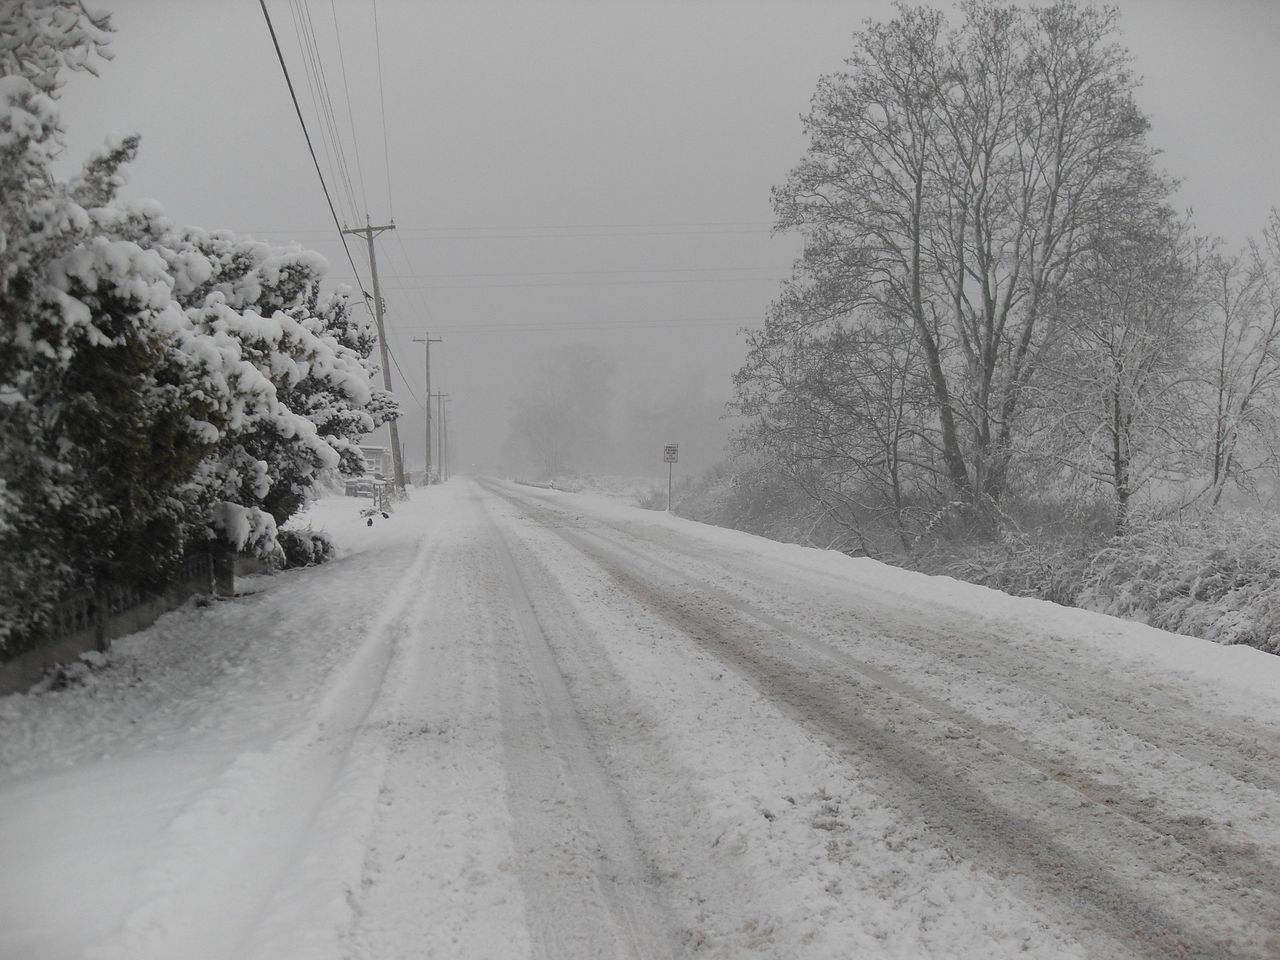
<box><xmin>940</xmin><ymin>532</ymin><xmax>1093</xmax><ymax>607</ymax></box>
<box><xmin>676</xmin><ymin>462</ymin><xmax>795</xmax><ymax>537</ymax></box>
<box><xmin>1079</xmin><ymin>515</ymin><xmax>1280</xmax><ymax>654</ymax></box>
<box><xmin>635</xmin><ymin>486</ymin><xmax>668</xmax><ymax>510</ymax></box>
<box><xmin>907</xmin><ymin>492</ymin><xmax>1114</xmax><ymax>602</ymax></box>
<box><xmin>278</xmin><ymin>529</ymin><xmax>335</xmax><ymax>569</ymax></box>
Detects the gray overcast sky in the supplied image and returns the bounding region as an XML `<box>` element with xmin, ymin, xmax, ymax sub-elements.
<box><xmin>53</xmin><ymin>0</ymin><xmax>1280</xmax><ymax>474</ymax></box>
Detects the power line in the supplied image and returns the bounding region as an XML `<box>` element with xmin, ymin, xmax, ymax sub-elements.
<box><xmin>306</xmin><ymin>0</ymin><xmax>365</xmax><ymax>218</ymax></box>
<box><xmin>330</xmin><ymin>274</ymin><xmax>785</xmax><ymax>291</ymax></box>
<box><xmin>371</xmin><ymin>0</ymin><xmax>393</xmax><ymax>219</ymax></box>
<box><xmin>238</xmin><ymin>219</ymin><xmax>776</xmax><ymax>238</ymax></box>
<box><xmin>386</xmin><ymin>228</ymin><xmax>774</xmax><ymax>242</ymax></box>
<box><xmin>386</xmin><ymin>315</ymin><xmax>760</xmax><ymax>334</ymax></box>
<box><xmin>386</xmin><ymin>344</ymin><xmax>425</xmax><ymax>408</ymax></box>
<box><xmin>391</xmin><ymin>219</ymin><xmax>775</xmax><ymax>232</ymax></box>
<box><xmin>286</xmin><ymin>0</ymin><xmax>353</xmax><ymax>222</ymax></box>
<box><xmin>392</xmin><ymin>230</ymin><xmax>433</xmax><ymax>314</ymax></box>
<box><xmin>329</xmin><ymin>0</ymin><xmax>370</xmax><ymax>216</ymax></box>
<box><xmin>366</xmin><ymin>241</ymin><xmax>429</xmax><ymax>405</ymax></box>
<box><xmin>357</xmin><ymin>264</ymin><xmax>790</xmax><ymax>280</ymax></box>
<box><xmin>379</xmin><ymin>233</ymin><xmax>439</xmax><ymax>347</ymax></box>
<box><xmin>291</xmin><ymin>0</ymin><xmax>362</xmax><ymax>221</ymax></box>
<box><xmin>300</xmin><ymin>0</ymin><xmax>360</xmax><ymax>217</ymax></box>
<box><xmin>258</xmin><ymin>0</ymin><xmax>369</xmax><ymax>295</ymax></box>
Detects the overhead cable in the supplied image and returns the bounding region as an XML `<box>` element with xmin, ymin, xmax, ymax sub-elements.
<box><xmin>329</xmin><ymin>0</ymin><xmax>370</xmax><ymax>215</ymax></box>
<box><xmin>388</xmin><ymin>316</ymin><xmax>757</xmax><ymax>334</ymax></box>
<box><xmin>290</xmin><ymin>0</ymin><xmax>362</xmax><ymax>221</ymax></box>
<box><xmin>301</xmin><ymin>0</ymin><xmax>365</xmax><ymax>217</ymax></box>
<box><xmin>258</xmin><ymin>0</ymin><xmax>369</xmax><ymax>296</ymax></box>
<box><xmin>372</xmin><ymin>0</ymin><xmax>394</xmax><ymax>219</ymax></box>
<box><xmin>387</xmin><ymin>231</ymin><xmax>437</xmax><ymax>326</ymax></box>
<box><xmin>386</xmin><ymin>344</ymin><xmax>426</xmax><ymax>409</ymax></box>
<box><xmin>334</xmin><ymin>274</ymin><xmax>785</xmax><ymax>291</ymax></box>
<box><xmin>237</xmin><ymin>220</ymin><xmax>776</xmax><ymax>239</ymax></box>
<box><xmin>286</xmin><ymin>0</ymin><xmax>351</xmax><ymax>221</ymax></box>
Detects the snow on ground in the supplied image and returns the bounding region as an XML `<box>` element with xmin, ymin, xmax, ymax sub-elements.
<box><xmin>2</xmin><ymin>479</ymin><xmax>1279</xmax><ymax>959</ymax></box>
<box><xmin>543</xmin><ymin>473</ymin><xmax>665</xmax><ymax>504</ymax></box>
<box><xmin>0</xmin><ymin>492</ymin><xmax>444</xmax><ymax>960</ymax></box>
<box><xmin>544</xmin><ymin>484</ymin><xmax>1280</xmax><ymax>713</ymax></box>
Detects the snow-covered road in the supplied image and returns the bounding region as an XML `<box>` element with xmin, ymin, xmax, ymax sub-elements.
<box><xmin>3</xmin><ymin>479</ymin><xmax>1280</xmax><ymax>959</ymax></box>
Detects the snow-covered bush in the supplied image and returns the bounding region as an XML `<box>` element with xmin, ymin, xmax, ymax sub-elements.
<box><xmin>674</xmin><ymin>455</ymin><xmax>870</xmax><ymax>554</ymax></box>
<box><xmin>0</xmin><ymin>7</ymin><xmax>195</xmax><ymax>653</ymax></box>
<box><xmin>147</xmin><ymin>228</ymin><xmax>397</xmax><ymax>542</ymax></box>
<box><xmin>941</xmin><ymin>532</ymin><xmax>1093</xmax><ymax>608</ymax></box>
<box><xmin>0</xmin><ymin>4</ymin><xmax>392</xmax><ymax>656</ymax></box>
<box><xmin>277</xmin><ymin>528</ymin><xmax>335</xmax><ymax>569</ymax></box>
<box><xmin>1079</xmin><ymin>516</ymin><xmax>1280</xmax><ymax>654</ymax></box>
<box><xmin>634</xmin><ymin>485</ymin><xmax>667</xmax><ymax>510</ymax></box>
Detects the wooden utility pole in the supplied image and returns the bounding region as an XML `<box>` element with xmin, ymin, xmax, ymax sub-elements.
<box><xmin>442</xmin><ymin>398</ymin><xmax>451</xmax><ymax>480</ymax></box>
<box><xmin>342</xmin><ymin>218</ymin><xmax>405</xmax><ymax>492</ymax></box>
<box><xmin>432</xmin><ymin>392</ymin><xmax>449</xmax><ymax>482</ymax></box>
<box><xmin>412</xmin><ymin>334</ymin><xmax>442</xmax><ymax>482</ymax></box>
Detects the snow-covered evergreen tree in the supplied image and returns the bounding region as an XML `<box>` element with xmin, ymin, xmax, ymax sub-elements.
<box><xmin>0</xmin><ymin>3</ymin><xmax>169</xmax><ymax>652</ymax></box>
<box><xmin>121</xmin><ymin>222</ymin><xmax>399</xmax><ymax>546</ymax></box>
<box><xmin>0</xmin><ymin>2</ymin><xmax>393</xmax><ymax>655</ymax></box>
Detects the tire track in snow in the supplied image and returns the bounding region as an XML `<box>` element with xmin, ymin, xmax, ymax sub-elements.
<box><xmin>495</xmin><ymin>483</ymin><xmax>1280</xmax><ymax>817</ymax></box>
<box><xmin>579</xmin><ymin>521</ymin><xmax>1280</xmax><ymax>888</ymax></box>
<box><xmin>539</xmin><ymin>490</ymin><xmax>1280</xmax><ymax>797</ymax></box>
<box><xmin>85</xmin><ymin>530</ymin><xmax>443</xmax><ymax>960</ymax></box>
<box><xmin>484</xmin><ymin>483</ymin><xmax>1280</xmax><ymax>959</ymax></box>
<box><xmin>553</xmin><ymin>498</ymin><xmax>1280</xmax><ymax>897</ymax></box>
<box><xmin>567</xmin><ymin>531</ymin><xmax>1278</xmax><ymax>959</ymax></box>
<box><xmin>341</xmin><ymin>499</ymin><xmax>534</xmax><ymax>960</ymax></box>
<box><xmin>478</xmin><ymin>495</ymin><xmax>680</xmax><ymax>960</ymax></box>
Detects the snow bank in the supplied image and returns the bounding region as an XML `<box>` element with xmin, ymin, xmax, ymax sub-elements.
<box><xmin>535</xmin><ymin>485</ymin><xmax>1280</xmax><ymax>712</ymax></box>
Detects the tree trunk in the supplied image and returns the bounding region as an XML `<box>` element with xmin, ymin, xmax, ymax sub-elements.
<box><xmin>1111</xmin><ymin>389</ymin><xmax>1131</xmax><ymax>535</ymax></box>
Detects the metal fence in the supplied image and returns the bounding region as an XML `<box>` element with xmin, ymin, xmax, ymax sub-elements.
<box><xmin>0</xmin><ymin>552</ymin><xmax>216</xmax><ymax>696</ymax></box>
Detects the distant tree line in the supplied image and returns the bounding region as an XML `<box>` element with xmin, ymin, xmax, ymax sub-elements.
<box><xmin>504</xmin><ymin>342</ymin><xmax>729</xmax><ymax>481</ymax></box>
<box><xmin>734</xmin><ymin>0</ymin><xmax>1280</xmax><ymax>554</ymax></box>
<box><xmin>0</xmin><ymin>3</ymin><xmax>395</xmax><ymax>656</ymax></box>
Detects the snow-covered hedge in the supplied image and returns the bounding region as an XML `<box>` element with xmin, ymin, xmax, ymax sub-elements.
<box><xmin>672</xmin><ymin>455</ymin><xmax>873</xmax><ymax>555</ymax></box>
<box><xmin>930</xmin><ymin>515</ymin><xmax>1280</xmax><ymax>655</ymax></box>
<box><xmin>277</xmin><ymin>528</ymin><xmax>336</xmax><ymax>569</ymax></box>
<box><xmin>1079</xmin><ymin>516</ymin><xmax>1280</xmax><ymax>655</ymax></box>
<box><xmin>0</xmin><ymin>4</ymin><xmax>394</xmax><ymax>656</ymax></box>
<box><xmin>941</xmin><ymin>532</ymin><xmax>1092</xmax><ymax>608</ymax></box>
<box><xmin>680</xmin><ymin>454</ymin><xmax>1280</xmax><ymax>656</ymax></box>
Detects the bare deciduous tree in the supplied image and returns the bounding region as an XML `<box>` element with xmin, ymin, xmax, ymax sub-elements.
<box><xmin>759</xmin><ymin>0</ymin><xmax>1167</xmax><ymax>522</ymax></box>
<box><xmin>736</xmin><ymin>294</ymin><xmax>935</xmax><ymax>553</ymax></box>
<box><xmin>1036</xmin><ymin>210</ymin><xmax>1202</xmax><ymax>532</ymax></box>
<box><xmin>1200</xmin><ymin>211</ymin><xmax>1280</xmax><ymax>506</ymax></box>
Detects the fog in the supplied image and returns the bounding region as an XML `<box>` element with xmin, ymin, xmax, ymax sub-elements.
<box><xmin>53</xmin><ymin>0</ymin><xmax>1280</xmax><ymax>480</ymax></box>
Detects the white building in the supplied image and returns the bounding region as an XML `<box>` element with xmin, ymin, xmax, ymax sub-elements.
<box><xmin>357</xmin><ymin>444</ymin><xmax>393</xmax><ymax>478</ymax></box>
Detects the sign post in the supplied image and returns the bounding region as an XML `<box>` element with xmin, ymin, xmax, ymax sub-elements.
<box><xmin>663</xmin><ymin>443</ymin><xmax>679</xmax><ymax>512</ymax></box>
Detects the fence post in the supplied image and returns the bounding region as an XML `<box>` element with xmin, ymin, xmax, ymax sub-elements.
<box><xmin>212</xmin><ymin>546</ymin><xmax>235</xmax><ymax>597</ymax></box>
<box><xmin>93</xmin><ymin>589</ymin><xmax>108</xmax><ymax>653</ymax></box>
